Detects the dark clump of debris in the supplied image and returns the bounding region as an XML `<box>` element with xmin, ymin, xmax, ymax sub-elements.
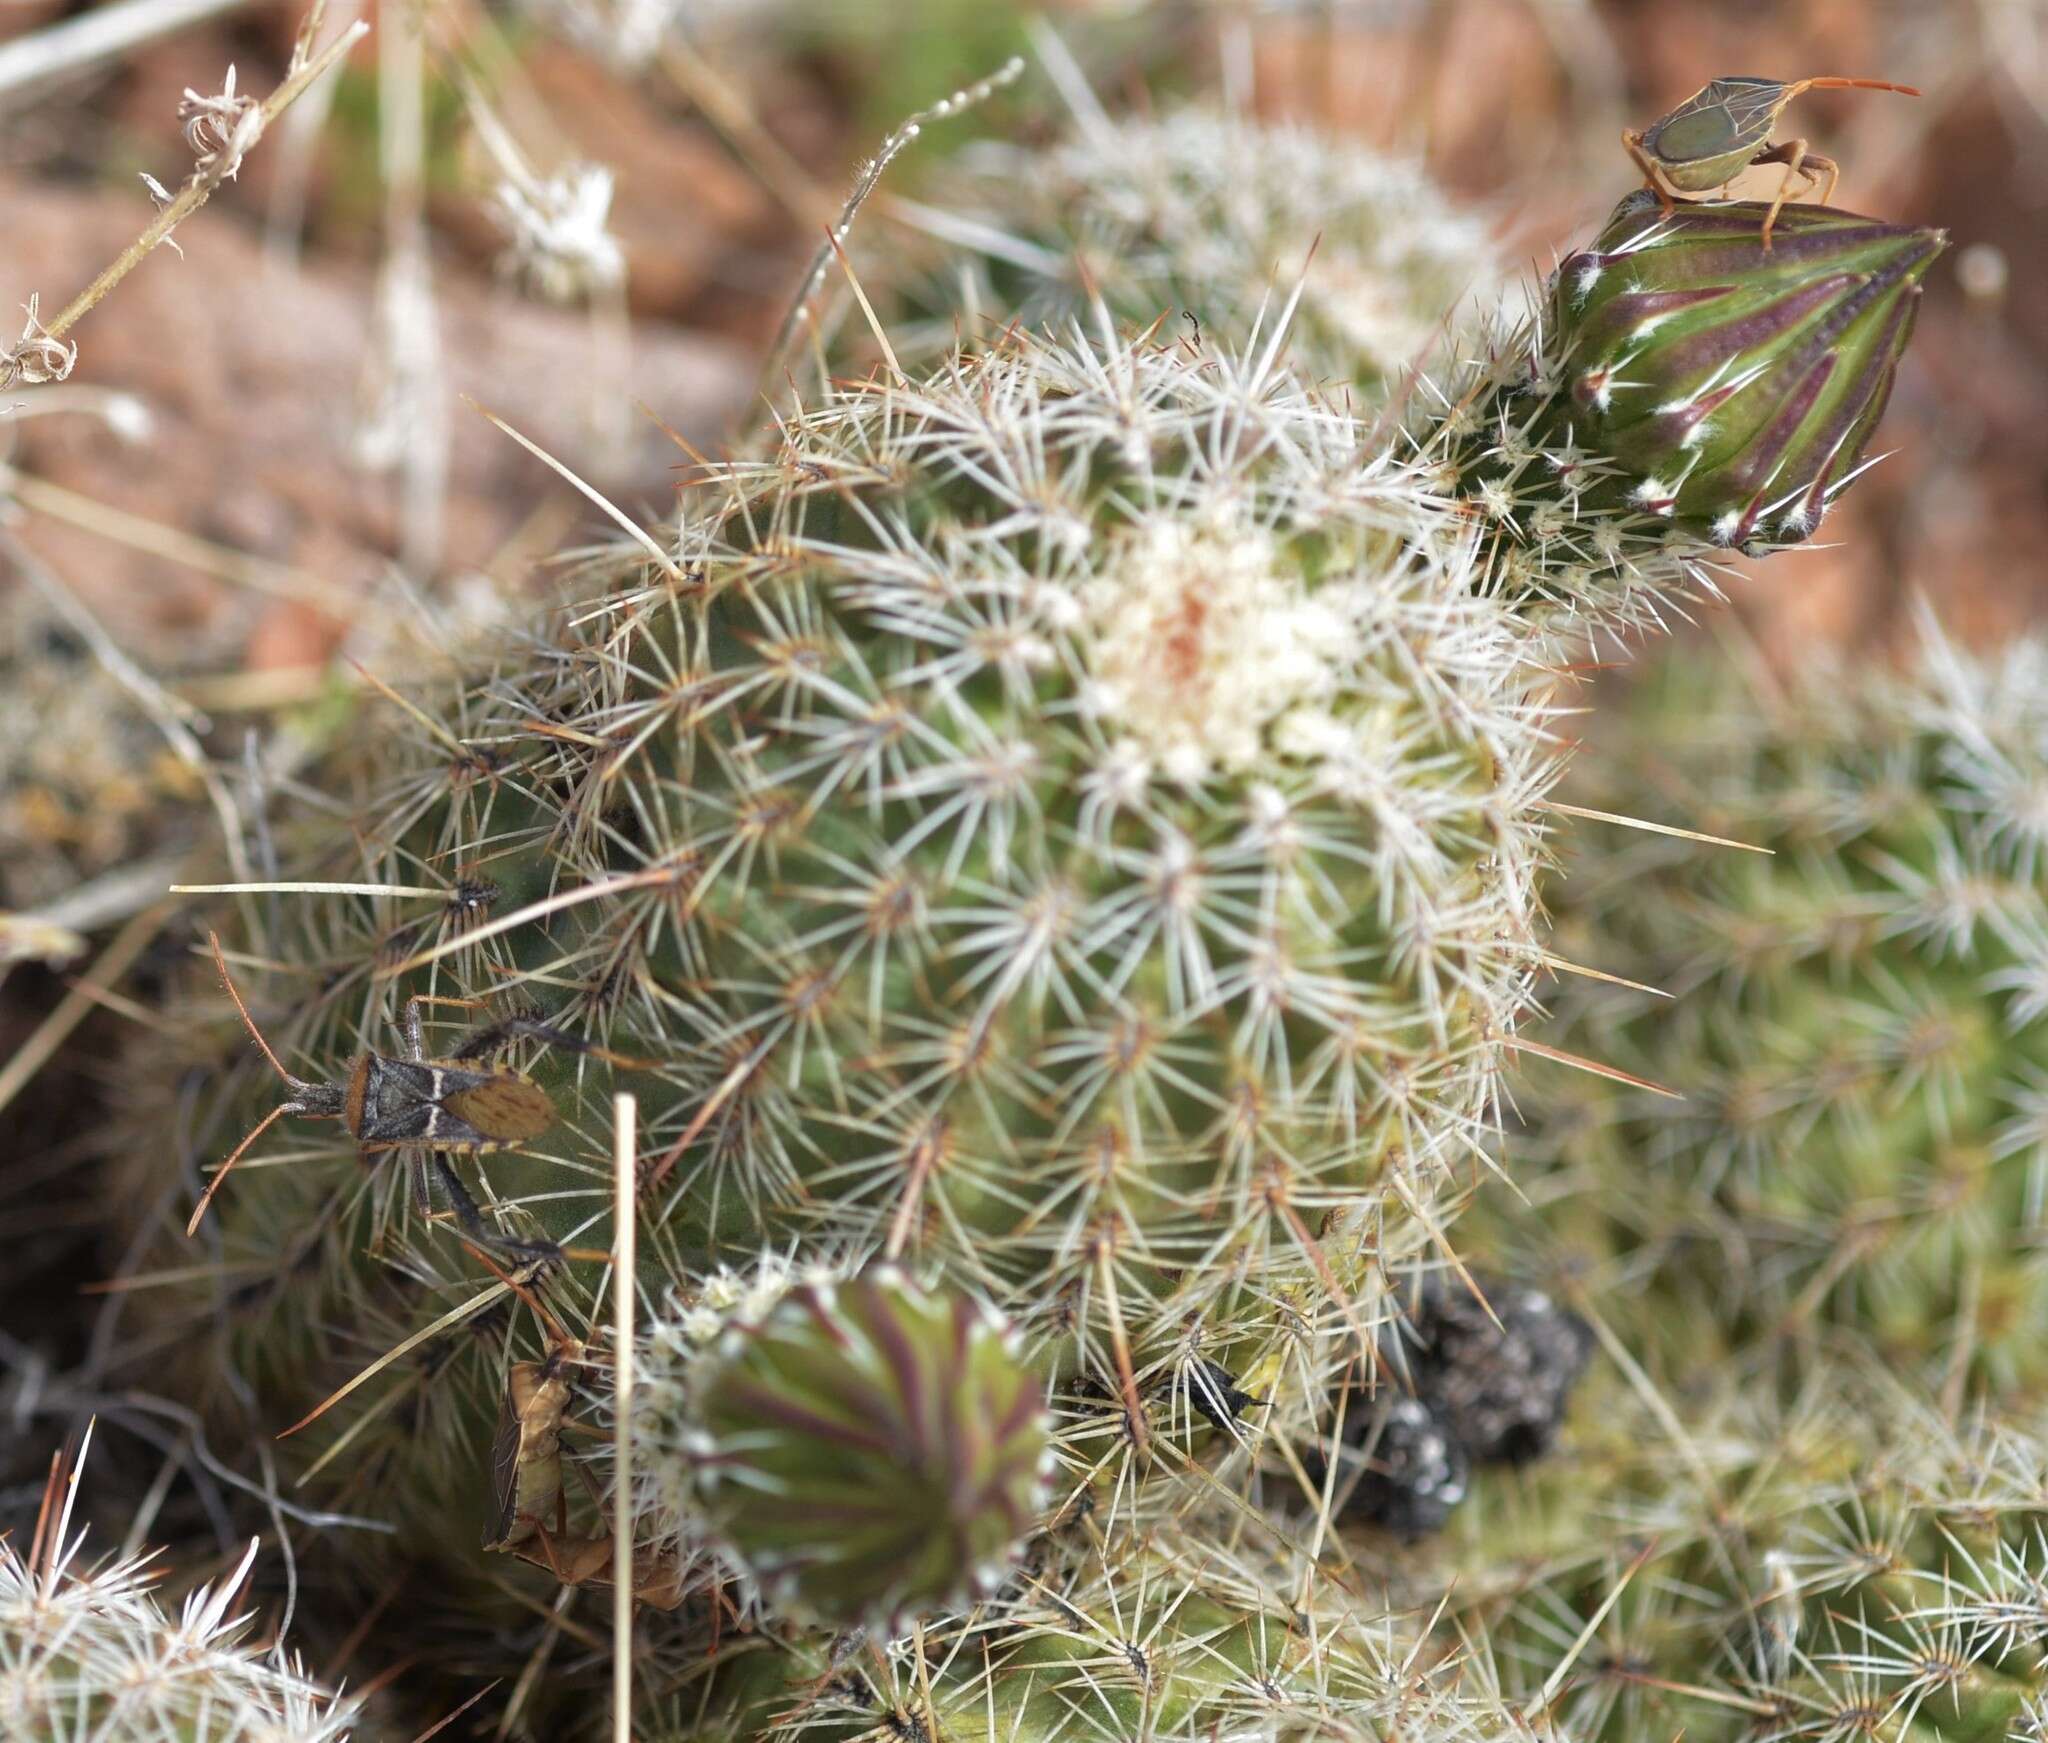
<box><xmin>1306</xmin><ymin>1272</ymin><xmax>1594</xmax><ymax>1538</ymax></box>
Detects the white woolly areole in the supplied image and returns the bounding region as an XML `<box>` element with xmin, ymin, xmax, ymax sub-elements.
<box><xmin>1077</xmin><ymin>514</ymin><xmax>1359</xmax><ymax>784</ymax></box>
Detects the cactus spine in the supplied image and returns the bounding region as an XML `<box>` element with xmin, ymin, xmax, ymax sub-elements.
<box><xmin>0</xmin><ymin>1469</ymin><xmax>356</xmax><ymax>1742</ymax></box>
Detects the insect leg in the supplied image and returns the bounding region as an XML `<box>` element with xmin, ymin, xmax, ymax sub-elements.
<box><xmin>407</xmin><ymin>1149</ymin><xmax>434</xmax><ymax>1218</ymax></box>
<box><xmin>444</xmin><ymin>1010</ymin><xmax>665</xmax><ymax>1073</ymax></box>
<box><xmin>430</xmin><ymin>1152</ymin><xmax>565</xmax><ymax>1267</ymax></box>
<box><xmin>1751</xmin><ymin>138</ymin><xmax>1823</xmax><ymax>249</ymax></box>
<box><xmin>1621</xmin><ymin>130</ymin><xmax>1676</xmax><ymax>216</ymax></box>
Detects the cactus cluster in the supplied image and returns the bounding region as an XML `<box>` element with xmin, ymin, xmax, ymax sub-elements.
<box><xmin>0</xmin><ymin>1478</ymin><xmax>355</xmax><ymax>1742</ymax></box>
<box><xmin>1507</xmin><ymin>615</ymin><xmax>2048</xmax><ymax>1398</ymax></box>
<box><xmin>1363</xmin><ymin>618</ymin><xmax>2048</xmax><ymax>1735</ymax></box>
<box><xmin>77</xmin><ymin>91</ymin><xmax>1948</xmax><ymax>1739</ymax></box>
<box><xmin>890</xmin><ymin>105</ymin><xmax>1506</xmax><ymax>387</ymax></box>
<box><xmin>1398</xmin><ymin>1350</ymin><xmax>2048</xmax><ymax>1739</ymax></box>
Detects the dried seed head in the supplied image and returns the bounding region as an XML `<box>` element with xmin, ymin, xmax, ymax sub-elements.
<box><xmin>0</xmin><ymin>295</ymin><xmax>76</xmax><ymax>389</ymax></box>
<box><xmin>179</xmin><ymin>64</ymin><xmax>263</xmax><ymax>180</ymax></box>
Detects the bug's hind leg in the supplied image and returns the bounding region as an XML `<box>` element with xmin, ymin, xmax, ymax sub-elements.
<box><xmin>1622</xmin><ymin>129</ymin><xmax>1675</xmax><ymax>216</ymax></box>
<box><xmin>453</xmin><ymin>1011</ymin><xmax>664</xmax><ymax>1072</ymax></box>
<box><xmin>1750</xmin><ymin>139</ymin><xmax>1832</xmax><ymax>249</ymax></box>
<box><xmin>428</xmin><ymin>1152</ymin><xmax>565</xmax><ymax>1270</ymax></box>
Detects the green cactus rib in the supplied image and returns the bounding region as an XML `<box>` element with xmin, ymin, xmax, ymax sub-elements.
<box><xmin>689</xmin><ymin>1269</ymin><xmax>1051</xmax><ymax>1625</ymax></box>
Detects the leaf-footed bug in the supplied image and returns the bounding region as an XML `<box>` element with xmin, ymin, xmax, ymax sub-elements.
<box><xmin>190</xmin><ymin>931</ymin><xmax>646</xmax><ymax>1263</ymax></box>
<box><xmin>1622</xmin><ymin>76</ymin><xmax>1920</xmax><ymax>250</ymax></box>
<box><xmin>479</xmin><ymin>1257</ymin><xmax>690</xmax><ymax>1609</ymax></box>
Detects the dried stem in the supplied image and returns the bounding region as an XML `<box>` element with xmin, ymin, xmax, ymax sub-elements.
<box><xmin>610</xmin><ymin>1091</ymin><xmax>638</xmax><ymax>1743</ymax></box>
<box><xmin>0</xmin><ymin>0</ymin><xmax>254</xmax><ymax>102</ymax></box>
<box><xmin>40</xmin><ymin>12</ymin><xmax>368</xmax><ymax>349</ymax></box>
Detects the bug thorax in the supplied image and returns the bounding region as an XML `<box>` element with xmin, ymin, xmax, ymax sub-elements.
<box><xmin>339</xmin><ymin>1051</ymin><xmax>375</xmax><ymax>1136</ymax></box>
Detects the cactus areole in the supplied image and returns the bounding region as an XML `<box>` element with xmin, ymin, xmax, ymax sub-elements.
<box><xmin>1551</xmin><ymin>194</ymin><xmax>1944</xmax><ymax>550</ymax></box>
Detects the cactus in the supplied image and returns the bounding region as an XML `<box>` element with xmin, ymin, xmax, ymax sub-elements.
<box><xmin>887</xmin><ymin>105</ymin><xmax>1506</xmax><ymax>388</ymax></box>
<box><xmin>1500</xmin><ymin>615</ymin><xmax>2048</xmax><ymax>1401</ymax></box>
<box><xmin>0</xmin><ymin>1466</ymin><xmax>356</xmax><ymax>1742</ymax></box>
<box><xmin>108</xmin><ymin>309</ymin><xmax>1572</xmax><ymax>1734</ymax></box>
<box><xmin>94</xmin><ymin>139</ymin><xmax>1938</xmax><ymax>1735</ymax></box>
<box><xmin>1385</xmin><ymin>1326</ymin><xmax>2048</xmax><ymax>1740</ymax></box>
<box><xmin>678</xmin><ymin>1267</ymin><xmax>1051</xmax><ymax>1624</ymax></box>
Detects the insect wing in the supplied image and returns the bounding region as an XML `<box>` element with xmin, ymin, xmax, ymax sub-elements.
<box><xmin>485</xmin><ymin>1358</ymin><xmax>574</xmax><ymax>1550</ymax></box>
<box><xmin>1645</xmin><ymin>76</ymin><xmax>1785</xmax><ymax>166</ymax></box>
<box><xmin>485</xmin><ymin>1375</ymin><xmax>526</xmax><ymax>1549</ymax></box>
<box><xmin>439</xmin><ymin>1071</ymin><xmax>555</xmax><ymax>1145</ymax></box>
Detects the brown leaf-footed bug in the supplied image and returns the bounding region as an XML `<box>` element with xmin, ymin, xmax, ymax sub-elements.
<box><xmin>479</xmin><ymin>1256</ymin><xmax>690</xmax><ymax>1610</ymax></box>
<box><xmin>191</xmin><ymin>931</ymin><xmax>645</xmax><ymax>1263</ymax></box>
<box><xmin>1623</xmin><ymin>76</ymin><xmax>1920</xmax><ymax>250</ymax></box>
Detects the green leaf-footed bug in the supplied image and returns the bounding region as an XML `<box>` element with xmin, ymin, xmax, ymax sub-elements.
<box><xmin>190</xmin><ymin>931</ymin><xmax>643</xmax><ymax>1261</ymax></box>
<box><xmin>1623</xmin><ymin>76</ymin><xmax>1920</xmax><ymax>250</ymax></box>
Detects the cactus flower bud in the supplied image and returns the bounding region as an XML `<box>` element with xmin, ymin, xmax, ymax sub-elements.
<box><xmin>1554</xmin><ymin>193</ymin><xmax>1945</xmax><ymax>548</ymax></box>
<box><xmin>692</xmin><ymin>1269</ymin><xmax>1051</xmax><ymax>1626</ymax></box>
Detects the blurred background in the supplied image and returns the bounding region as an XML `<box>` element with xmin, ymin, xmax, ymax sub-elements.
<box><xmin>0</xmin><ymin>0</ymin><xmax>2041</xmax><ymax>1623</ymax></box>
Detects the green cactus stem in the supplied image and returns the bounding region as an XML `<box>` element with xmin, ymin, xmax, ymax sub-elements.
<box><xmin>1423</xmin><ymin>194</ymin><xmax>1944</xmax><ymax>636</ymax></box>
<box><xmin>1511</xmin><ymin>613</ymin><xmax>2048</xmax><ymax>1400</ymax></box>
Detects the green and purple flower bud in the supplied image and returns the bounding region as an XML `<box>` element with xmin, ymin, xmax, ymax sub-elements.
<box><xmin>1551</xmin><ymin>192</ymin><xmax>1944</xmax><ymax>548</ymax></box>
<box><xmin>691</xmin><ymin>1268</ymin><xmax>1052</xmax><ymax>1626</ymax></box>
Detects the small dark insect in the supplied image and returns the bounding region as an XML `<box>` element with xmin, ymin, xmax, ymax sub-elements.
<box><xmin>1623</xmin><ymin>76</ymin><xmax>1920</xmax><ymax>250</ymax></box>
<box><xmin>1173</xmin><ymin>1360</ymin><xmax>1263</xmax><ymax>1437</ymax></box>
<box><xmin>191</xmin><ymin>931</ymin><xmax>633</xmax><ymax>1260</ymax></box>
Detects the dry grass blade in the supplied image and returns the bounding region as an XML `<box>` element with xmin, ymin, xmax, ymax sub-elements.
<box><xmin>611</xmin><ymin>1092</ymin><xmax>637</xmax><ymax>1743</ymax></box>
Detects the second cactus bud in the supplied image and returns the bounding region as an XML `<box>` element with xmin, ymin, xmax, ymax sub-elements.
<box><xmin>688</xmin><ymin>1268</ymin><xmax>1051</xmax><ymax>1626</ymax></box>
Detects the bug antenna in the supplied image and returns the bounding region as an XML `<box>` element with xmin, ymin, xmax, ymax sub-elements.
<box><xmin>208</xmin><ymin>931</ymin><xmax>310</xmax><ymax>1089</ymax></box>
<box><xmin>1794</xmin><ymin>77</ymin><xmax>1922</xmax><ymax>98</ymax></box>
<box><xmin>186</xmin><ymin>1103</ymin><xmax>291</xmax><ymax>1236</ymax></box>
